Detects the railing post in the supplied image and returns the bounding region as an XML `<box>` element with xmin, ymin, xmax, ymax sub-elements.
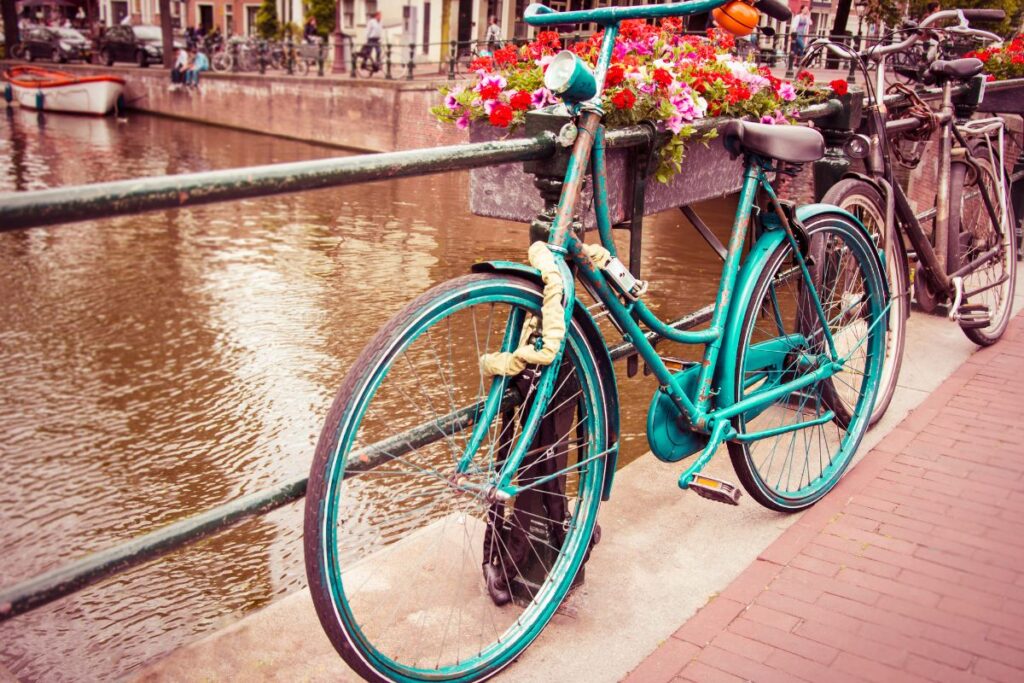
<box><xmin>349</xmin><ymin>37</ymin><xmax>357</xmax><ymax>77</ymax></box>
<box><xmin>258</xmin><ymin>39</ymin><xmax>267</xmax><ymax>75</ymax></box>
<box><xmin>407</xmin><ymin>42</ymin><xmax>415</xmax><ymax>81</ymax></box>
<box><xmin>317</xmin><ymin>39</ymin><xmax>325</xmax><ymax>77</ymax></box>
<box><xmin>448</xmin><ymin>39</ymin><xmax>457</xmax><ymax>80</ymax></box>
<box><xmin>230</xmin><ymin>39</ymin><xmax>239</xmax><ymax>73</ymax></box>
<box><xmin>286</xmin><ymin>33</ymin><xmax>294</xmax><ymax>75</ymax></box>
<box><xmin>847</xmin><ymin>33</ymin><xmax>859</xmax><ymax>85</ymax></box>
<box><xmin>385</xmin><ymin>43</ymin><xmax>393</xmax><ymax>79</ymax></box>
<box><xmin>784</xmin><ymin>30</ymin><xmax>795</xmax><ymax>78</ymax></box>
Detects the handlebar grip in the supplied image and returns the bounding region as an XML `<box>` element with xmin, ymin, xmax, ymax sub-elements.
<box><xmin>755</xmin><ymin>0</ymin><xmax>792</xmax><ymax>23</ymax></box>
<box><xmin>961</xmin><ymin>9</ymin><xmax>1005</xmax><ymax>21</ymax></box>
<box><xmin>524</xmin><ymin>3</ymin><xmax>557</xmax><ymax>24</ymax></box>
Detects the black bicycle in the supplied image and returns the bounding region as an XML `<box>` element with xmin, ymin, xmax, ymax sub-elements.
<box><xmin>804</xmin><ymin>7</ymin><xmax>1016</xmax><ymax>426</ymax></box>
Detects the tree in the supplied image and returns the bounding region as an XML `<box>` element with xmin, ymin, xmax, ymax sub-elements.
<box><xmin>305</xmin><ymin>0</ymin><xmax>336</xmax><ymax>38</ymax></box>
<box><xmin>256</xmin><ymin>0</ymin><xmax>280</xmax><ymax>40</ymax></box>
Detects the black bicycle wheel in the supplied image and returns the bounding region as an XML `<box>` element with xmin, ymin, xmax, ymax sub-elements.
<box><xmin>948</xmin><ymin>148</ymin><xmax>1018</xmax><ymax>346</ymax></box>
<box><xmin>822</xmin><ymin>178</ymin><xmax>908</xmax><ymax>426</ymax></box>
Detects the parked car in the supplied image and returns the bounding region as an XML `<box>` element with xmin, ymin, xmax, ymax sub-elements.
<box><xmin>19</xmin><ymin>27</ymin><xmax>92</xmax><ymax>63</ymax></box>
<box><xmin>97</xmin><ymin>25</ymin><xmax>173</xmax><ymax>67</ymax></box>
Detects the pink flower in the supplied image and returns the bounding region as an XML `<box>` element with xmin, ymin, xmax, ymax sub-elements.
<box><xmin>474</xmin><ymin>74</ymin><xmax>507</xmax><ymax>94</ymax></box>
<box><xmin>530</xmin><ymin>87</ymin><xmax>556</xmax><ymax>108</ymax></box>
<box><xmin>456</xmin><ymin>113</ymin><xmax>470</xmax><ymax>130</ymax></box>
<box><xmin>444</xmin><ymin>89</ymin><xmax>462</xmax><ymax>112</ymax></box>
<box><xmin>760</xmin><ymin>114</ymin><xmax>776</xmax><ymax>125</ymax></box>
<box><xmin>777</xmin><ymin>82</ymin><xmax>797</xmax><ymax>102</ymax></box>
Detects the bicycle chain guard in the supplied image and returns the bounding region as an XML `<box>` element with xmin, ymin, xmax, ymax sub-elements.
<box><xmin>646</xmin><ymin>364</ymin><xmax>709</xmax><ymax>462</ymax></box>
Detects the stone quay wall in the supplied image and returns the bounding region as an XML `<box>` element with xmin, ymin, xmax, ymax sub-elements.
<box><xmin>1</xmin><ymin>62</ymin><xmax>468</xmax><ymax>153</ymax></box>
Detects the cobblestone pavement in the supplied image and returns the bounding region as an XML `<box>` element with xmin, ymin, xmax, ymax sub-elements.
<box><xmin>626</xmin><ymin>313</ymin><xmax>1024</xmax><ymax>683</ymax></box>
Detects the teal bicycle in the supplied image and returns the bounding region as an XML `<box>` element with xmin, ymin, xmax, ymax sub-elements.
<box><xmin>304</xmin><ymin>2</ymin><xmax>888</xmax><ymax>680</ymax></box>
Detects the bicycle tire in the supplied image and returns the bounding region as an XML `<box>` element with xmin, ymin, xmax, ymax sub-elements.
<box><xmin>356</xmin><ymin>57</ymin><xmax>376</xmax><ymax>78</ymax></box>
<box><xmin>949</xmin><ymin>147</ymin><xmax>1018</xmax><ymax>346</ymax></box>
<box><xmin>727</xmin><ymin>213</ymin><xmax>887</xmax><ymax>511</ymax></box>
<box><xmin>211</xmin><ymin>51</ymin><xmax>231</xmax><ymax>72</ymax></box>
<box><xmin>821</xmin><ymin>178</ymin><xmax>908</xmax><ymax>426</ymax></box>
<box><xmin>305</xmin><ymin>273</ymin><xmax>608</xmax><ymax>682</ymax></box>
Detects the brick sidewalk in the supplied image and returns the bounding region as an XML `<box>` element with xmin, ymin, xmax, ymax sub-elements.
<box><xmin>626</xmin><ymin>314</ymin><xmax>1024</xmax><ymax>683</ymax></box>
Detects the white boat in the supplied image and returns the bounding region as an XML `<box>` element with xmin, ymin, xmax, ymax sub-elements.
<box><xmin>3</xmin><ymin>66</ymin><xmax>126</xmax><ymax>115</ymax></box>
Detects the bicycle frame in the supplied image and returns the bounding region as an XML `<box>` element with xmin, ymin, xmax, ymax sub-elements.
<box><xmin>457</xmin><ymin>3</ymin><xmax>879</xmax><ymax>499</ymax></box>
<box><xmin>861</xmin><ymin>57</ymin><xmax>1007</xmax><ymax>302</ymax></box>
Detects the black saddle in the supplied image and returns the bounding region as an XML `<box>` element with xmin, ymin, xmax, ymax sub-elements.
<box><xmin>924</xmin><ymin>58</ymin><xmax>984</xmax><ymax>84</ymax></box>
<box><xmin>721</xmin><ymin>120</ymin><xmax>825</xmax><ymax>163</ymax></box>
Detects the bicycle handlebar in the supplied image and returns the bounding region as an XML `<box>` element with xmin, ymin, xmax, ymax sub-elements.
<box><xmin>522</xmin><ymin>0</ymin><xmax>791</xmax><ymax>26</ymax></box>
<box><xmin>958</xmin><ymin>9</ymin><xmax>1005</xmax><ymax>21</ymax></box>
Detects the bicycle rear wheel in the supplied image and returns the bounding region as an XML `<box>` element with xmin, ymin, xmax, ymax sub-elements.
<box><xmin>822</xmin><ymin>178</ymin><xmax>908</xmax><ymax>426</ymax></box>
<box><xmin>727</xmin><ymin>213</ymin><xmax>887</xmax><ymax>511</ymax></box>
<box><xmin>304</xmin><ymin>273</ymin><xmax>609</xmax><ymax>682</ymax></box>
<box><xmin>949</xmin><ymin>150</ymin><xmax>1018</xmax><ymax>346</ymax></box>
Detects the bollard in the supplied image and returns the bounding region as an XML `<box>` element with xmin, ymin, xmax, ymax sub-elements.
<box><xmin>448</xmin><ymin>40</ymin><xmax>456</xmax><ymax>81</ymax></box>
<box><xmin>385</xmin><ymin>43</ymin><xmax>393</xmax><ymax>79</ymax></box>
<box><xmin>318</xmin><ymin>39</ymin><xmax>325</xmax><ymax>77</ymax></box>
<box><xmin>407</xmin><ymin>42</ymin><xmax>415</xmax><ymax>81</ymax></box>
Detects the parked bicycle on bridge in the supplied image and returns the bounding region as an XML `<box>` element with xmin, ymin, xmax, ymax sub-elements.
<box><xmin>804</xmin><ymin>8</ymin><xmax>1017</xmax><ymax>426</ymax></box>
<box><xmin>304</xmin><ymin>1</ymin><xmax>890</xmax><ymax>680</ymax></box>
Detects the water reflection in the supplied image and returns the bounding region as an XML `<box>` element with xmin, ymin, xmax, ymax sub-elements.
<box><xmin>0</xmin><ymin>108</ymin><xmax>735</xmax><ymax>680</ymax></box>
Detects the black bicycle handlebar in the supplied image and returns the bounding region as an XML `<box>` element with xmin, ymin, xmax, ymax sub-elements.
<box><xmin>959</xmin><ymin>9</ymin><xmax>1005</xmax><ymax>21</ymax></box>
<box><xmin>755</xmin><ymin>0</ymin><xmax>792</xmax><ymax>23</ymax></box>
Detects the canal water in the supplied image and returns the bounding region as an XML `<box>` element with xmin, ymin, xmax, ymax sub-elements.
<box><xmin>0</xmin><ymin>109</ymin><xmax>736</xmax><ymax>680</ymax></box>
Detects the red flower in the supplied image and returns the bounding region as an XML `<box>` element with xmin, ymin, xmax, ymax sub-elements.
<box><xmin>493</xmin><ymin>45</ymin><xmax>518</xmax><ymax>66</ymax></box>
<box><xmin>987</xmin><ymin>74</ymin><xmax>996</xmax><ymax>82</ymax></box>
<box><xmin>653</xmin><ymin>68</ymin><xmax>673</xmax><ymax>89</ymax></box>
<box><xmin>661</xmin><ymin>16</ymin><xmax>682</xmax><ymax>33</ymax></box>
<box><xmin>829</xmin><ymin>79</ymin><xmax>849</xmax><ymax>96</ymax></box>
<box><xmin>796</xmin><ymin>70</ymin><xmax>815</xmax><ymax>85</ymax></box>
<box><xmin>975</xmin><ymin>49</ymin><xmax>991</xmax><ymax>63</ymax></box>
<box><xmin>1013</xmin><ymin>54</ymin><xmax>1024</xmax><ymax>65</ymax></box>
<box><xmin>510</xmin><ymin>90</ymin><xmax>532</xmax><ymax>111</ymax></box>
<box><xmin>605</xmin><ymin>64</ymin><xmax>625</xmax><ymax>88</ymax></box>
<box><xmin>469</xmin><ymin>56</ymin><xmax>493</xmax><ymax>72</ymax></box>
<box><xmin>611</xmin><ymin>88</ymin><xmax>636</xmax><ymax>110</ymax></box>
<box><xmin>727</xmin><ymin>84</ymin><xmax>752</xmax><ymax>104</ymax></box>
<box><xmin>488</xmin><ymin>103</ymin><xmax>514</xmax><ymax>127</ymax></box>
<box><xmin>478</xmin><ymin>83</ymin><xmax>502</xmax><ymax>101</ymax></box>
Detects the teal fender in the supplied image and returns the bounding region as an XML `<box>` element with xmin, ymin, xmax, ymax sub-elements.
<box><xmin>715</xmin><ymin>204</ymin><xmax>884</xmax><ymax>410</ymax></box>
<box><xmin>471</xmin><ymin>260</ymin><xmax>621</xmax><ymax>501</ymax></box>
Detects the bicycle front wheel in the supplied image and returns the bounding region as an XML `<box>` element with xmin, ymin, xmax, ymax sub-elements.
<box><xmin>821</xmin><ymin>178</ymin><xmax>908</xmax><ymax>426</ymax></box>
<box><xmin>949</xmin><ymin>150</ymin><xmax>1018</xmax><ymax>346</ymax></box>
<box><xmin>304</xmin><ymin>273</ymin><xmax>609</xmax><ymax>682</ymax></box>
<box><xmin>728</xmin><ymin>213</ymin><xmax>887</xmax><ymax>511</ymax></box>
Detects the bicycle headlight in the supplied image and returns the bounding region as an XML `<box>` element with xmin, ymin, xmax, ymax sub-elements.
<box><xmin>843</xmin><ymin>134</ymin><xmax>871</xmax><ymax>160</ymax></box>
<box><xmin>544</xmin><ymin>51</ymin><xmax>597</xmax><ymax>104</ymax></box>
<box><xmin>59</xmin><ymin>41</ymin><xmax>71</xmax><ymax>51</ymax></box>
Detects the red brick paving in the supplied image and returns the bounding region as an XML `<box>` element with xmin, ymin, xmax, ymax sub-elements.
<box><xmin>625</xmin><ymin>314</ymin><xmax>1024</xmax><ymax>682</ymax></box>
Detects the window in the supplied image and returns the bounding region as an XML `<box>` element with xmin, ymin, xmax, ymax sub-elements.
<box><xmin>343</xmin><ymin>0</ymin><xmax>354</xmax><ymax>28</ymax></box>
<box><xmin>225</xmin><ymin>6</ymin><xmax>233</xmax><ymax>35</ymax></box>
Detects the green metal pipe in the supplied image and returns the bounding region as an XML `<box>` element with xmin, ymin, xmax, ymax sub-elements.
<box><xmin>0</xmin><ymin>134</ymin><xmax>558</xmax><ymax>232</ymax></box>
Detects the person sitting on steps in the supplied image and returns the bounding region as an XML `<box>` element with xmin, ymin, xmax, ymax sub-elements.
<box><xmin>185</xmin><ymin>48</ymin><xmax>209</xmax><ymax>89</ymax></box>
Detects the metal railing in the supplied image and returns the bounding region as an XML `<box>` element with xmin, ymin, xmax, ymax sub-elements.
<box><xmin>1</xmin><ymin>78</ymin><xmax>1020</xmax><ymax>624</ymax></box>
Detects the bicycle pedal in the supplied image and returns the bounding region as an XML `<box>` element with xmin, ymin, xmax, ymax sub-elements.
<box><xmin>686</xmin><ymin>473</ymin><xmax>742</xmax><ymax>506</ymax></box>
<box><xmin>955</xmin><ymin>303</ymin><xmax>991</xmax><ymax>329</ymax></box>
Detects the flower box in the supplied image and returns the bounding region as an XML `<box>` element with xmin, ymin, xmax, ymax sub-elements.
<box><xmin>468</xmin><ymin>116</ymin><xmax>744</xmax><ymax>225</ymax></box>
